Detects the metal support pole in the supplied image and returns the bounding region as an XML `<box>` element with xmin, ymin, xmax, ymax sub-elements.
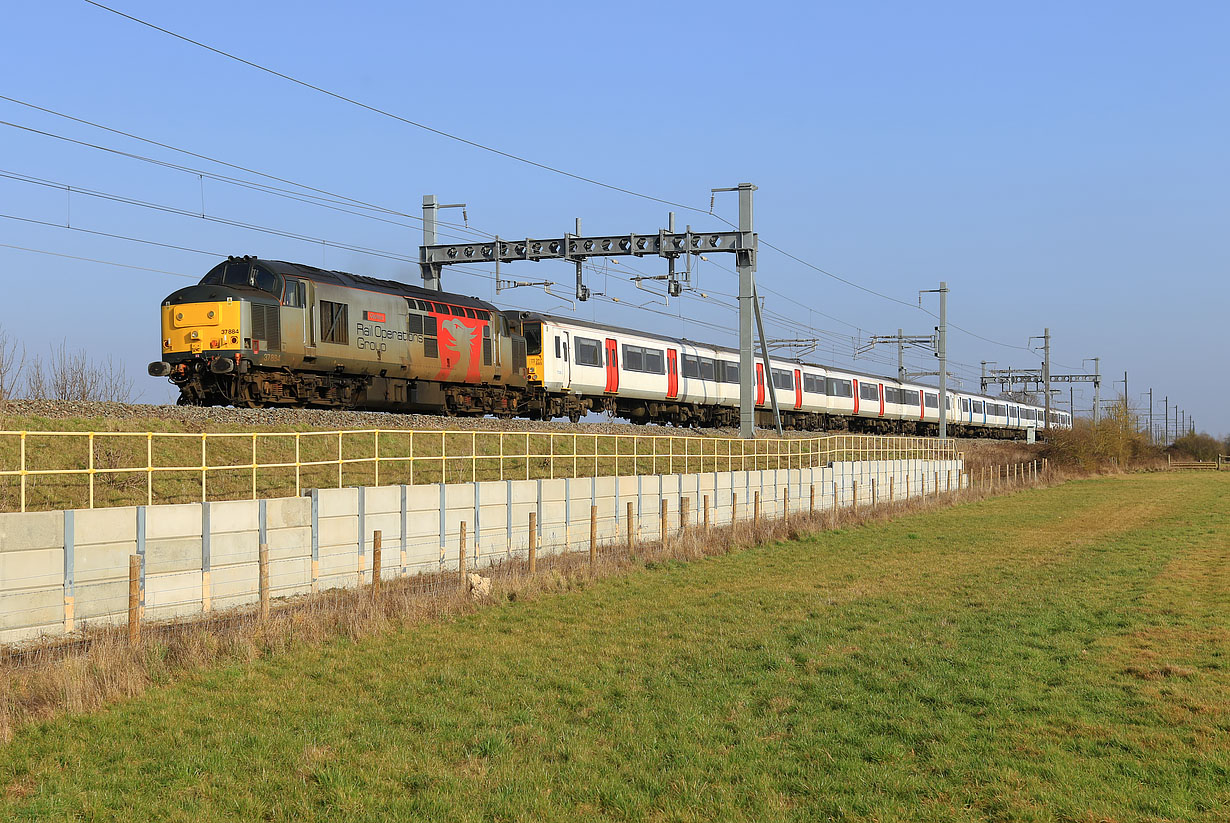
<box><xmin>1043</xmin><ymin>327</ymin><xmax>1051</xmax><ymax>431</ymax></box>
<box><xmin>938</xmin><ymin>282</ymin><xmax>948</xmax><ymax>439</ymax></box>
<box><xmin>752</xmin><ymin>280</ymin><xmax>783</xmax><ymax>436</ymax></box>
<box><xmin>421</xmin><ymin>194</ymin><xmax>439</xmax><ymax>291</ymax></box>
<box><xmin>1148</xmin><ymin>388</ymin><xmax>1153</xmax><ymax>443</ymax></box>
<box><xmin>733</xmin><ymin>183</ymin><xmax>757</xmax><ymax>438</ymax></box>
<box><xmin>1092</xmin><ymin>357</ymin><xmax>1100</xmax><ymax>425</ymax></box>
<box><xmin>898</xmin><ymin>329</ymin><xmax>905</xmax><ymax>382</ymax></box>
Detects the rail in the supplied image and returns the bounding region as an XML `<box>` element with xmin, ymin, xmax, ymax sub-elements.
<box><xmin>0</xmin><ymin>429</ymin><xmax>960</xmax><ymax>513</ymax></box>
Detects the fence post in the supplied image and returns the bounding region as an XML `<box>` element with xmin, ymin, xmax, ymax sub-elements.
<box><xmin>680</xmin><ymin>495</ymin><xmax>690</xmax><ymax>535</ymax></box>
<box><xmin>128</xmin><ymin>554</ymin><xmax>140</xmax><ymax>646</ymax></box>
<box><xmin>660</xmin><ymin>499</ymin><xmax>669</xmax><ymax>546</ymax></box>
<box><xmin>889</xmin><ymin>476</ymin><xmax>894</xmax><ymax>502</ymax></box>
<box><xmin>871</xmin><ymin>479</ymin><xmax>877</xmax><ymax>508</ymax></box>
<box><xmin>810</xmin><ymin>483</ymin><xmax>815</xmax><ymax>514</ymax></box>
<box><xmin>458</xmin><ymin>522</ymin><xmax>467</xmax><ymax>588</ymax></box>
<box><xmin>258</xmin><ymin>541</ymin><xmax>270</xmax><ymax>619</ymax></box>
<box><xmin>753</xmin><ymin>491</ymin><xmax>760</xmax><ymax>527</ymax></box>
<box><xmin>367</xmin><ymin>530</ymin><xmax>380</xmax><ymax>600</ymax></box>
<box><xmin>732</xmin><ymin>492</ymin><xmax>738</xmax><ymax>527</ymax></box>
<box><xmin>852</xmin><ymin>480</ymin><xmax>859</xmax><ymax>513</ymax></box>
<box><xmin>626</xmin><ymin>501</ymin><xmax>634</xmax><ymax>551</ymax></box>
<box><xmin>783</xmin><ymin>485</ymin><xmax>790</xmax><ymax>521</ymax></box>
<box><xmin>703</xmin><ymin>494</ymin><xmax>710</xmax><ymax>531</ymax></box>
<box><xmin>590</xmin><ymin>505</ymin><xmax>598</xmax><ymax>569</ymax></box>
<box><xmin>527</xmin><ymin>512</ymin><xmax>537</xmax><ymax>575</ymax></box>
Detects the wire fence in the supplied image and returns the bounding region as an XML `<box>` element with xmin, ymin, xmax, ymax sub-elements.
<box><xmin>0</xmin><ymin>428</ymin><xmax>960</xmax><ymax>513</ymax></box>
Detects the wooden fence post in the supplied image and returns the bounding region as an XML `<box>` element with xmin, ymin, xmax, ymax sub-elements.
<box><xmin>660</xmin><ymin>498</ymin><xmax>668</xmax><ymax>546</ymax></box>
<box><xmin>889</xmin><ymin>476</ymin><xmax>894</xmax><ymax>502</ymax></box>
<box><xmin>783</xmin><ymin>486</ymin><xmax>790</xmax><ymax>521</ymax></box>
<box><xmin>871</xmin><ymin>479</ymin><xmax>877</xmax><ymax>508</ymax></box>
<box><xmin>372</xmin><ymin>530</ymin><xmax>382</xmax><ymax>600</ymax></box>
<box><xmin>527</xmin><ymin>513</ymin><xmax>537</xmax><ymax>575</ymax></box>
<box><xmin>626</xmin><ymin>501</ymin><xmax>634</xmax><ymax>551</ymax></box>
<box><xmin>590</xmin><ymin>505</ymin><xmax>598</xmax><ymax>569</ymax></box>
<box><xmin>457</xmin><ymin>522</ymin><xmax>466</xmax><ymax>588</ymax></box>
<box><xmin>703</xmin><ymin>494</ymin><xmax>710</xmax><ymax>531</ymax></box>
<box><xmin>258</xmin><ymin>541</ymin><xmax>270</xmax><ymax>619</ymax></box>
<box><xmin>753</xmin><ymin>491</ymin><xmax>760</xmax><ymax>527</ymax></box>
<box><xmin>852</xmin><ymin>480</ymin><xmax>859</xmax><ymax>513</ymax></box>
<box><xmin>810</xmin><ymin>483</ymin><xmax>815</xmax><ymax>514</ymax></box>
<box><xmin>128</xmin><ymin>554</ymin><xmax>140</xmax><ymax>646</ymax></box>
<box><xmin>680</xmin><ymin>496</ymin><xmax>690</xmax><ymax>535</ymax></box>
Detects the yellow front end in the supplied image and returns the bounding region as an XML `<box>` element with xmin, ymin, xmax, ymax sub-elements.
<box><xmin>161</xmin><ymin>301</ymin><xmax>243</xmax><ymax>356</ymax></box>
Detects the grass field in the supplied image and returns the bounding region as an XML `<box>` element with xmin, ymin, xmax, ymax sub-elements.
<box><xmin>0</xmin><ymin>471</ymin><xmax>1226</xmax><ymax>821</ymax></box>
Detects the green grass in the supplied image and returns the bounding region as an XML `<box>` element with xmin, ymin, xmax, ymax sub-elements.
<box><xmin>1</xmin><ymin>472</ymin><xmax>1227</xmax><ymax>821</ymax></box>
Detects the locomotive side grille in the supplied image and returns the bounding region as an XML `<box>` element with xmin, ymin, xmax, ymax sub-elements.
<box><xmin>251</xmin><ymin>303</ymin><xmax>281</xmax><ymax>350</ymax></box>
<box><xmin>512</xmin><ymin>338</ymin><xmax>526</xmax><ymax>370</ymax></box>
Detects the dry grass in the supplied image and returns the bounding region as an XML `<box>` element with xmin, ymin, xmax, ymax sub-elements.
<box><xmin>0</xmin><ymin>465</ymin><xmax>1053</xmax><ymax>743</ymax></box>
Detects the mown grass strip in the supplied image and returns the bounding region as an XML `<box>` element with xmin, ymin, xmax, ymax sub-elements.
<box><xmin>0</xmin><ymin>472</ymin><xmax>1225</xmax><ymax>821</ymax></box>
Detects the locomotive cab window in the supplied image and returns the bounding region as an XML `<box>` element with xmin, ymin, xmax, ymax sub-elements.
<box><xmin>282</xmin><ymin>278</ymin><xmax>304</xmax><ymax>308</ymax></box>
<box><xmin>524</xmin><ymin>323</ymin><xmax>542</xmax><ymax>356</ymax></box>
<box><xmin>320</xmin><ymin>300</ymin><xmax>348</xmax><ymax>345</ymax></box>
<box><xmin>575</xmin><ymin>337</ymin><xmax>603</xmax><ymax>367</ymax></box>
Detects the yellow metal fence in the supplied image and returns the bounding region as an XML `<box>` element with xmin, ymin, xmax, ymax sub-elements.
<box><xmin>0</xmin><ymin>429</ymin><xmax>960</xmax><ymax>513</ymax></box>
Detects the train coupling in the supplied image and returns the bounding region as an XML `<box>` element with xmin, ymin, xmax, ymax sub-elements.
<box><xmin>148</xmin><ymin>361</ymin><xmax>172</xmax><ymax>377</ymax></box>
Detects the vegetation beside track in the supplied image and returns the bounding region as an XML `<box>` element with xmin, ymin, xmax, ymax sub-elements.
<box><xmin>0</xmin><ymin>472</ymin><xmax>1226</xmax><ymax>821</ymax></box>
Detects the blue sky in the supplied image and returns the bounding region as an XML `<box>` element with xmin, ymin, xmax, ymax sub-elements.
<box><xmin>1</xmin><ymin>1</ymin><xmax>1225</xmax><ymax>435</ymax></box>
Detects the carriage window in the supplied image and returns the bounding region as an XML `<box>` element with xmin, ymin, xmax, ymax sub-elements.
<box><xmin>973</xmin><ymin>400</ymin><xmax>984</xmax><ymax>413</ymax></box>
<box><xmin>961</xmin><ymin>398</ymin><xmax>970</xmax><ymax>412</ymax></box>
<box><xmin>320</xmin><ymin>300</ymin><xmax>348</xmax><ymax>345</ymax></box>
<box><xmin>643</xmin><ymin>348</ymin><xmax>664</xmax><ymax>374</ymax></box>
<box><xmin>859</xmin><ymin>382</ymin><xmax>880</xmax><ymax>401</ymax></box>
<box><xmin>681</xmin><ymin>354</ymin><xmax>700</xmax><ymax>379</ymax></box>
<box><xmin>720</xmin><ymin>361</ymin><xmax>739</xmax><ymax>384</ymax></box>
<box><xmin>574</xmin><ymin>337</ymin><xmax>603</xmax><ymax>367</ymax></box>
<box><xmin>771</xmin><ymin>369</ymin><xmax>793</xmax><ymax>390</ymax></box>
<box><xmin>698</xmin><ymin>357</ymin><xmax>716</xmax><ymax>381</ymax></box>
<box><xmin>826</xmin><ymin>378</ymin><xmax>853</xmax><ymax>398</ymax></box>
<box><xmin>925</xmin><ymin>393</ymin><xmax>939</xmax><ymax>409</ymax></box>
<box><xmin>802</xmin><ymin>373</ymin><xmax>824</xmax><ymax>394</ymax></box>
<box><xmin>884</xmin><ymin>387</ymin><xmax>898</xmax><ymax>404</ymax></box>
<box><xmin>902</xmin><ymin>391</ymin><xmax>919</xmax><ymax>406</ymax></box>
<box><xmin>622</xmin><ymin>345</ymin><xmax>643</xmax><ymax>372</ymax></box>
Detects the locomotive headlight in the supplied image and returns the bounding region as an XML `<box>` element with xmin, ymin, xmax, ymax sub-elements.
<box><xmin>190</xmin><ymin>330</ymin><xmax>200</xmax><ymax>340</ymax></box>
<box><xmin>163</xmin><ymin>339</ymin><xmax>171</xmax><ymax>348</ymax></box>
<box><xmin>207</xmin><ymin>310</ymin><xmax>215</xmax><ymax>319</ymax></box>
<box><xmin>176</xmin><ymin>312</ymin><xmax>183</xmax><ymax>321</ymax></box>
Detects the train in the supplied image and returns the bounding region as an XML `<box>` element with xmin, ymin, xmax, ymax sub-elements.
<box><xmin>149</xmin><ymin>256</ymin><xmax>1071</xmax><ymax>437</ymax></box>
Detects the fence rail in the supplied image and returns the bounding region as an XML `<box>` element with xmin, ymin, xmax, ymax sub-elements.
<box><xmin>0</xmin><ymin>428</ymin><xmax>960</xmax><ymax>513</ymax></box>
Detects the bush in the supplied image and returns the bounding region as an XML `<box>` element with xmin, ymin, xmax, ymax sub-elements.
<box><xmin>1042</xmin><ymin>395</ymin><xmax>1162</xmax><ymax>471</ymax></box>
<box><xmin>1169</xmin><ymin>432</ymin><xmax>1223</xmax><ymax>462</ymax></box>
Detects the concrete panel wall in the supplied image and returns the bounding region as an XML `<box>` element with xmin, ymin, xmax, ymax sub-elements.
<box><xmin>0</xmin><ymin>458</ymin><xmax>967</xmax><ymax>646</ymax></box>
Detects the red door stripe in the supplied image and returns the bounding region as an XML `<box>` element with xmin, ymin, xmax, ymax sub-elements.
<box><xmin>755</xmin><ymin>363</ymin><xmax>765</xmax><ymax>406</ymax></box>
<box><xmin>605</xmin><ymin>338</ymin><xmax>618</xmax><ymax>393</ymax></box>
<box><xmin>853</xmin><ymin>379</ymin><xmax>859</xmax><ymax>415</ymax></box>
<box><xmin>919</xmin><ymin>389</ymin><xmax>925</xmax><ymax>420</ymax></box>
<box><xmin>666</xmin><ymin>349</ymin><xmax>678</xmax><ymax>399</ymax></box>
<box><xmin>793</xmin><ymin>369</ymin><xmax>802</xmax><ymax>410</ymax></box>
<box><xmin>879</xmin><ymin>384</ymin><xmax>885</xmax><ymax>417</ymax></box>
